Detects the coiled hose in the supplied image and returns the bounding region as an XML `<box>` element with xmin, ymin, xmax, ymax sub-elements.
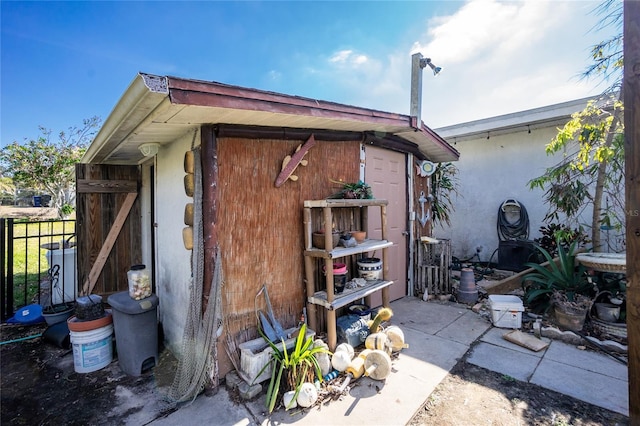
<box><xmin>497</xmin><ymin>199</ymin><xmax>529</xmax><ymax>241</ymax></box>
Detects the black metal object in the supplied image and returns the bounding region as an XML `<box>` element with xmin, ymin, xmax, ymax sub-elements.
<box><xmin>1</xmin><ymin>218</ymin><xmax>76</xmax><ymax>321</ymax></box>
<box><xmin>497</xmin><ymin>239</ymin><xmax>537</xmax><ymax>272</ymax></box>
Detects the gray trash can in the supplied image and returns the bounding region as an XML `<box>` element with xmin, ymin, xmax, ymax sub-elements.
<box><xmin>107</xmin><ymin>291</ymin><xmax>159</xmax><ymax>376</ymax></box>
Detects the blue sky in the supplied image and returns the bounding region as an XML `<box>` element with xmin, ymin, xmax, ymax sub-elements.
<box><xmin>1</xmin><ymin>1</ymin><xmax>617</xmax><ymax>147</ymax></box>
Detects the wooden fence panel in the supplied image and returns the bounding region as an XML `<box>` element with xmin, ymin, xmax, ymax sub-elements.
<box><xmin>75</xmin><ymin>164</ymin><xmax>141</xmax><ymax>297</ymax></box>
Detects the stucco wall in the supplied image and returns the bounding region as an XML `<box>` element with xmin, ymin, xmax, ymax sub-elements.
<box><xmin>433</xmin><ymin>125</ymin><xmax>580</xmax><ymax>263</ymax></box>
<box><xmin>154</xmin><ymin>132</ymin><xmax>194</xmax><ymax>355</ymax></box>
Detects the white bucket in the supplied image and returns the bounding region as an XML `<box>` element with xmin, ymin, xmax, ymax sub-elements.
<box><xmin>70</xmin><ymin>324</ymin><xmax>113</xmax><ymax>373</ymax></box>
<box><xmin>357</xmin><ymin>258</ymin><xmax>382</xmax><ymax>280</ymax></box>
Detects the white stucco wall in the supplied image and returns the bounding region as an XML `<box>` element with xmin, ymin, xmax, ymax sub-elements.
<box><xmin>433</xmin><ymin>125</ymin><xmax>576</xmax><ymax>263</ymax></box>
<box><xmin>154</xmin><ymin>132</ymin><xmax>195</xmax><ymax>355</ymax></box>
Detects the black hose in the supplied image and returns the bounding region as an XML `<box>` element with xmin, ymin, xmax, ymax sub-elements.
<box><xmin>479</xmin><ymin>248</ymin><xmax>499</xmax><ymax>276</ymax></box>
<box><xmin>574</xmin><ymin>331</ymin><xmax>628</xmax><ymax>365</ymax></box>
<box><xmin>497</xmin><ymin>199</ymin><xmax>529</xmax><ymax>241</ymax></box>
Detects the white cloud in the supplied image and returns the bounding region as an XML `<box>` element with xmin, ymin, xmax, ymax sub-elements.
<box><xmin>312</xmin><ymin>0</ymin><xmax>614</xmax><ymax>129</ymax></box>
<box><xmin>329</xmin><ymin>49</ymin><xmax>369</xmax><ymax>67</ymax></box>
<box><xmin>415</xmin><ymin>0</ymin><xmax>609</xmax><ymax>127</ymax></box>
<box><xmin>267</xmin><ymin>70</ymin><xmax>282</xmax><ymax>81</ymax></box>
<box><xmin>417</xmin><ymin>0</ymin><xmax>563</xmax><ymax>64</ymax></box>
<box><xmin>330</xmin><ymin>50</ymin><xmax>354</xmax><ymax>63</ymax></box>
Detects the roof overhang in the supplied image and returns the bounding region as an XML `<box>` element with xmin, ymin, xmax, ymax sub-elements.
<box><xmin>82</xmin><ymin>73</ymin><xmax>459</xmax><ymax>165</ymax></box>
<box><xmin>434</xmin><ymin>96</ymin><xmax>607</xmax><ymax>142</ymax></box>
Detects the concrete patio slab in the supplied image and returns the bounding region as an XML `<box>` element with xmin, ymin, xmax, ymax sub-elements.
<box><xmin>150</xmin><ymin>387</ymin><xmax>254</xmax><ymax>426</ymax></box>
<box><xmin>466</xmin><ymin>342</ymin><xmax>543</xmax><ymax>382</ymax></box>
<box><xmin>391</xmin><ymin>298</ymin><xmax>467</xmax><ymax>335</ymax></box>
<box><xmin>531</xmin><ymin>357</ymin><xmax>629</xmax><ymax>416</ymax></box>
<box><xmin>543</xmin><ymin>340</ymin><xmax>628</xmax><ymax>381</ymax></box>
<box><xmin>435</xmin><ymin>310</ymin><xmax>491</xmax><ymax>346</ymax></box>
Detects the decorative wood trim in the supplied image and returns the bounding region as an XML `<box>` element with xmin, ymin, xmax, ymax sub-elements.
<box><xmin>214</xmin><ymin>124</ymin><xmax>363</xmax><ymax>141</ymax></box>
<box><xmin>364</xmin><ymin>133</ymin><xmax>426</xmax><ymax>160</ymax></box>
<box><xmin>77</xmin><ymin>179</ymin><xmax>138</xmax><ymax>193</ymax></box>
<box><xmin>167</xmin><ymin>78</ymin><xmax>409</xmax><ymax>122</ymax></box>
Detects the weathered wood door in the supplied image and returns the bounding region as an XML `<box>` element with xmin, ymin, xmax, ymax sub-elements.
<box><xmin>365</xmin><ymin>146</ymin><xmax>408</xmax><ymax>303</ymax></box>
<box><xmin>75</xmin><ymin>164</ymin><xmax>141</xmax><ymax>297</ymax></box>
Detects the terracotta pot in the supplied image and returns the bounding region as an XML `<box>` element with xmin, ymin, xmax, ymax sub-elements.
<box><xmin>67</xmin><ymin>310</ymin><xmax>113</xmax><ymax>332</ymax></box>
<box><xmin>349</xmin><ymin>231</ymin><xmax>366</xmax><ymax>243</ymax></box>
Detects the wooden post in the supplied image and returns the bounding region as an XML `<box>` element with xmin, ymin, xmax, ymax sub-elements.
<box><xmin>201</xmin><ymin>126</ymin><xmax>219</xmax><ymax>312</ymax></box>
<box><xmin>624</xmin><ymin>1</ymin><xmax>639</xmax><ymax>422</ymax></box>
<box><xmin>380</xmin><ymin>205</ymin><xmax>390</xmax><ymax>307</ymax></box>
<box><xmin>303</xmin><ymin>207</ymin><xmax>317</xmax><ymax>331</ymax></box>
<box><xmin>304</xmin><ymin>256</ymin><xmax>317</xmax><ymax>332</ymax></box>
<box><xmin>322</xmin><ymin>206</ymin><xmax>337</xmax><ymax>350</ymax></box>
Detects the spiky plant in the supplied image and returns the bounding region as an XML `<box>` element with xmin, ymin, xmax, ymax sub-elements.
<box><xmin>522</xmin><ymin>237</ymin><xmax>593</xmax><ymax>313</ymax></box>
<box><xmin>256</xmin><ymin>323</ymin><xmax>331</xmax><ymax>413</ymax></box>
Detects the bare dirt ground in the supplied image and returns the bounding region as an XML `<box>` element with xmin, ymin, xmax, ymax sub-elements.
<box><xmin>0</xmin><ymin>322</ymin><xmax>179</xmax><ymax>425</ymax></box>
<box><xmin>1</xmin><ymin>320</ymin><xmax>629</xmax><ymax>426</ymax></box>
<box><xmin>408</xmin><ymin>360</ymin><xmax>629</xmax><ymax>426</ymax></box>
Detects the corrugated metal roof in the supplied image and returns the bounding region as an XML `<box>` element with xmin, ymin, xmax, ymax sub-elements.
<box><xmin>83</xmin><ymin>73</ymin><xmax>459</xmax><ymax>165</ymax></box>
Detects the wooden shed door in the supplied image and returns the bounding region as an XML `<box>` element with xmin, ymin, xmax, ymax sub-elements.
<box><xmin>75</xmin><ymin>164</ymin><xmax>142</xmax><ymax>297</ymax></box>
<box><xmin>365</xmin><ymin>146</ymin><xmax>408</xmax><ymax>303</ymax></box>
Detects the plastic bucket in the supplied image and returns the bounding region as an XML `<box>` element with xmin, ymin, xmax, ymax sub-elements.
<box><xmin>348</xmin><ymin>304</ymin><xmax>371</xmax><ymax>321</ymax></box>
<box><xmin>357</xmin><ymin>258</ymin><xmax>382</xmax><ymax>280</ymax></box>
<box><xmin>70</xmin><ymin>324</ymin><xmax>113</xmax><ymax>373</ymax></box>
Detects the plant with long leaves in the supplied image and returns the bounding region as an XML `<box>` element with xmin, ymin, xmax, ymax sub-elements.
<box><xmin>430</xmin><ymin>162</ymin><xmax>460</xmax><ymax>227</ymax></box>
<box><xmin>256</xmin><ymin>323</ymin><xmax>330</xmax><ymax>413</ymax></box>
<box><xmin>522</xmin><ymin>237</ymin><xmax>593</xmax><ymax>313</ymax></box>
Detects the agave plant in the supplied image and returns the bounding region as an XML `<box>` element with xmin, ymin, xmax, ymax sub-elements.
<box><xmin>256</xmin><ymin>323</ymin><xmax>330</xmax><ymax>413</ymax></box>
<box><xmin>522</xmin><ymin>237</ymin><xmax>593</xmax><ymax>313</ymax></box>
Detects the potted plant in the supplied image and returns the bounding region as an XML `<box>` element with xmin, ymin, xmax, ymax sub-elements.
<box><xmin>42</xmin><ymin>301</ymin><xmax>75</xmax><ymax>326</ymax></box>
<box><xmin>328</xmin><ymin>179</ymin><xmax>373</xmax><ymax>199</ymax></box>
<box><xmin>257</xmin><ymin>323</ymin><xmax>330</xmax><ymax>413</ymax></box>
<box><xmin>522</xmin><ymin>237</ymin><xmax>594</xmax><ymax>331</ymax></box>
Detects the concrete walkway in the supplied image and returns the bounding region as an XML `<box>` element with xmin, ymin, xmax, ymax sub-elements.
<box><xmin>467</xmin><ymin>327</ymin><xmax>629</xmax><ymax>416</ymax></box>
<box><xmin>151</xmin><ymin>296</ymin><xmax>629</xmax><ymax>425</ymax></box>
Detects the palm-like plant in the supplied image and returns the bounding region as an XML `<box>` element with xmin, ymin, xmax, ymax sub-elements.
<box><xmin>257</xmin><ymin>323</ymin><xmax>330</xmax><ymax>413</ymax></box>
<box><xmin>522</xmin><ymin>237</ymin><xmax>592</xmax><ymax>313</ymax></box>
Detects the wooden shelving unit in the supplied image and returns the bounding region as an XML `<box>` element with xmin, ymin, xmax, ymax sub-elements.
<box><xmin>302</xmin><ymin>199</ymin><xmax>393</xmax><ymax>350</ymax></box>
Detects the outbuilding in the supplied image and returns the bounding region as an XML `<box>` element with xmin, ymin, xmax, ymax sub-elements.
<box><xmin>78</xmin><ymin>72</ymin><xmax>458</xmax><ymax>389</ymax></box>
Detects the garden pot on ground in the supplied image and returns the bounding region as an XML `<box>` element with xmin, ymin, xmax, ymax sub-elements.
<box><xmin>553</xmin><ymin>305</ymin><xmax>588</xmax><ymax>332</ymax></box>
<box><xmin>43</xmin><ymin>303</ymin><xmax>75</xmax><ymax>326</ymax></box>
<box><xmin>594</xmin><ymin>302</ymin><xmax>621</xmax><ymax>322</ymax></box>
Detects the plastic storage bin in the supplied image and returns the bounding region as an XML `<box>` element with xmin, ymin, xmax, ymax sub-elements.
<box><xmin>107</xmin><ymin>291</ymin><xmax>159</xmax><ymax>376</ymax></box>
<box><xmin>488</xmin><ymin>295</ymin><xmax>524</xmax><ymax>328</ymax></box>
